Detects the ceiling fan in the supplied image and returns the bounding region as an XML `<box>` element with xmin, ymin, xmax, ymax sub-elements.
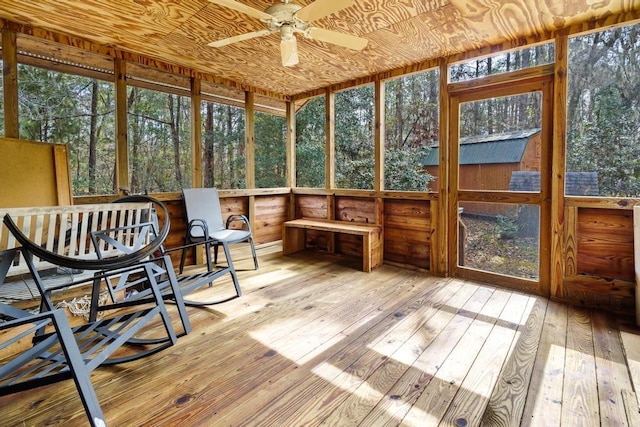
<box><xmin>207</xmin><ymin>0</ymin><xmax>368</xmax><ymax>67</ymax></box>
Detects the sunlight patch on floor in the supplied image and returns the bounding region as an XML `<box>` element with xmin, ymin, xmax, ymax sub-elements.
<box><xmin>312</xmin><ymin>362</ymin><xmax>440</xmax><ymax>426</ymax></box>
<box><xmin>312</xmin><ymin>361</ymin><xmax>384</xmax><ymax>401</ymax></box>
<box><xmin>401</xmin><ymin>405</ymin><xmax>441</xmax><ymax>426</ymax></box>
<box><xmin>523</xmin><ymin>342</ymin><xmax>565</xmax><ymax>422</ymax></box>
<box><xmin>239</xmin><ymin>268</ymin><xmax>297</xmax><ymax>287</ymax></box>
<box><xmin>249</xmin><ymin>316</ymin><xmax>346</xmax><ymax>362</ymax></box>
<box><xmin>213</xmin><ymin>294</ymin><xmax>277</xmax><ymax>319</ymax></box>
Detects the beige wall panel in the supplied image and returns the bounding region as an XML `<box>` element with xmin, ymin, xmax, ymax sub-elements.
<box><xmin>0</xmin><ymin>137</ymin><xmax>71</xmax><ymax>208</ymax></box>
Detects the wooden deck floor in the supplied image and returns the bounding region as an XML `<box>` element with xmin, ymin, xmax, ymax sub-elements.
<box><xmin>2</xmin><ymin>243</ymin><xmax>640</xmax><ymax>426</ymax></box>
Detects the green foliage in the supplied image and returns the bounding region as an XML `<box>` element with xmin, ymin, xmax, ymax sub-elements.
<box><xmin>335</xmin><ymin>85</ymin><xmax>375</xmax><ymax>190</ymax></box>
<box><xmin>255</xmin><ymin>111</ymin><xmax>286</xmax><ymax>188</ymax></box>
<box><xmin>17</xmin><ymin>65</ymin><xmax>116</xmax><ymax>195</ymax></box>
<box><xmin>496</xmin><ymin>215</ymin><xmax>518</xmax><ymax>240</ymax></box>
<box><xmin>295</xmin><ymin>96</ymin><xmax>325</xmax><ymax>188</ymax></box>
<box><xmin>127</xmin><ymin>87</ymin><xmax>191</xmax><ymax>193</ymax></box>
<box><xmin>384</xmin><ymin>69</ymin><xmax>439</xmax><ymax>191</ymax></box>
<box><xmin>5</xmin><ymin>23</ymin><xmax>640</xmax><ymax>199</ymax></box>
<box><xmin>384</xmin><ymin>147</ymin><xmax>433</xmax><ymax>191</ymax></box>
<box><xmin>201</xmin><ymin>101</ymin><xmax>245</xmax><ymax>189</ymax></box>
<box><xmin>450</xmin><ymin>44</ymin><xmax>555</xmax><ymax>82</ymax></box>
<box><xmin>567</xmin><ymin>24</ymin><xmax>640</xmax><ymax>197</ymax></box>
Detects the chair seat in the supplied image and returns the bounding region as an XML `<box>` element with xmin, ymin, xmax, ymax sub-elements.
<box><xmin>207</xmin><ymin>228</ymin><xmax>252</xmax><ymax>242</ymax></box>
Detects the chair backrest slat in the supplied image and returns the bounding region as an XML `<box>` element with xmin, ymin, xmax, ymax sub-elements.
<box><xmin>0</xmin><ymin>202</ymin><xmax>151</xmax><ymax>277</ymax></box>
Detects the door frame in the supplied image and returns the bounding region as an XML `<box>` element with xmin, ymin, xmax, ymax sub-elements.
<box><xmin>446</xmin><ymin>73</ymin><xmax>554</xmax><ymax>295</ymax></box>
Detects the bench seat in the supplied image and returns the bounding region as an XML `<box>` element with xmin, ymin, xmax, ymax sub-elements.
<box><xmin>282</xmin><ymin>218</ymin><xmax>383</xmax><ymax>272</ymax></box>
<box><xmin>0</xmin><ymin>201</ymin><xmax>151</xmax><ymax>303</ymax></box>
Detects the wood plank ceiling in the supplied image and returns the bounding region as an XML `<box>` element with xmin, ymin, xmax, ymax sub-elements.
<box><xmin>0</xmin><ymin>0</ymin><xmax>639</xmax><ymax>98</ymax></box>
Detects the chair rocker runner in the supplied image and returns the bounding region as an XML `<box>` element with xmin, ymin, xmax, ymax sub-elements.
<box><xmin>0</xmin><ymin>249</ymin><xmax>106</xmax><ymax>426</ymax></box>
<box><xmin>89</xmin><ymin>221</ymin><xmax>191</xmax><ymax>339</ymax></box>
<box><xmin>177</xmin><ymin>188</ymin><xmax>258</xmax><ymax>305</ymax></box>
<box><xmin>0</xmin><ymin>302</ymin><xmax>106</xmax><ymax>426</ymax></box>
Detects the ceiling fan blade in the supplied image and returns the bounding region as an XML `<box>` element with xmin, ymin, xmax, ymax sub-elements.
<box><xmin>208</xmin><ymin>29</ymin><xmax>272</xmax><ymax>47</ymax></box>
<box><xmin>307</xmin><ymin>27</ymin><xmax>368</xmax><ymax>51</ymax></box>
<box><xmin>296</xmin><ymin>0</ymin><xmax>353</xmax><ymax>22</ymax></box>
<box><xmin>208</xmin><ymin>0</ymin><xmax>272</xmax><ymax>21</ymax></box>
<box><xmin>281</xmin><ymin>36</ymin><xmax>299</xmax><ymax>67</ymax></box>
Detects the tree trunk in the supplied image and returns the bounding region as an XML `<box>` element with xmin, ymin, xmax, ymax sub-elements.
<box><xmin>127</xmin><ymin>87</ymin><xmax>140</xmax><ymax>192</ymax></box>
<box><xmin>204</xmin><ymin>102</ymin><xmax>214</xmax><ymax>187</ymax></box>
<box><xmin>487</xmin><ymin>57</ymin><xmax>494</xmax><ymax>134</ymax></box>
<box><xmin>226</xmin><ymin>105</ymin><xmax>235</xmax><ymax>188</ymax></box>
<box><xmin>169</xmin><ymin>94</ymin><xmax>183</xmax><ymax>187</ymax></box>
<box><xmin>88</xmin><ymin>80</ymin><xmax>98</xmax><ymax>194</ymax></box>
<box><xmin>395</xmin><ymin>79</ymin><xmax>404</xmax><ymax>149</ymax></box>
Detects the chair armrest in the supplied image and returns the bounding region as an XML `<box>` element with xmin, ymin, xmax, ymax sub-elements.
<box><xmin>0</xmin><ymin>305</ymin><xmax>59</xmax><ymax>330</ymax></box>
<box><xmin>163</xmin><ymin>239</ymin><xmax>215</xmax><ymax>254</ymax></box>
<box><xmin>226</xmin><ymin>214</ymin><xmax>251</xmax><ymax>232</ymax></box>
<box><xmin>90</xmin><ymin>221</ymin><xmax>156</xmax><ymax>259</ymax></box>
<box><xmin>186</xmin><ymin>218</ymin><xmax>210</xmax><ymax>239</ymax></box>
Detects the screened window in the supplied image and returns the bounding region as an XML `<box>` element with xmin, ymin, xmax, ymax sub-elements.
<box><xmin>459</xmin><ymin>201</ymin><xmax>540</xmax><ymax>280</ymax></box>
<box><xmin>17</xmin><ymin>64</ymin><xmax>116</xmax><ymax>196</ymax></box>
<box><xmin>201</xmin><ymin>100</ymin><xmax>245</xmax><ymax>189</ymax></box>
<box><xmin>255</xmin><ymin>111</ymin><xmax>286</xmax><ymax>188</ymax></box>
<box><xmin>335</xmin><ymin>85</ymin><xmax>374</xmax><ymax>190</ymax></box>
<box><xmin>457</xmin><ymin>92</ymin><xmax>542</xmax><ymax>192</ymax></box>
<box><xmin>566</xmin><ymin>24</ymin><xmax>640</xmax><ymax>197</ymax></box>
<box><xmin>127</xmin><ymin>86</ymin><xmax>191</xmax><ymax>193</ymax></box>
<box><xmin>384</xmin><ymin>68</ymin><xmax>439</xmax><ymax>191</ymax></box>
<box><xmin>450</xmin><ymin>43</ymin><xmax>554</xmax><ymax>82</ymax></box>
<box><xmin>295</xmin><ymin>96</ymin><xmax>326</xmax><ymax>188</ymax></box>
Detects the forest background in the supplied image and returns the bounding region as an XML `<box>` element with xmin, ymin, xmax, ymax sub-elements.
<box><xmin>0</xmin><ymin>24</ymin><xmax>638</xmax><ymax>199</ymax></box>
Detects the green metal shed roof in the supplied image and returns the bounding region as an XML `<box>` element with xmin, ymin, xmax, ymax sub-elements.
<box><xmin>422</xmin><ymin>129</ymin><xmax>541</xmax><ymax>166</ymax></box>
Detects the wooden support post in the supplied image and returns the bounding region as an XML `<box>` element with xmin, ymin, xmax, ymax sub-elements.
<box><xmin>550</xmin><ymin>34</ymin><xmax>569</xmax><ymax>299</ymax></box>
<box><xmin>191</xmin><ymin>79</ymin><xmax>204</xmax><ymax>264</ymax></box>
<box><xmin>447</xmin><ymin>94</ymin><xmax>460</xmax><ymax>277</ymax></box>
<box><xmin>374</xmin><ymin>79</ymin><xmax>384</xmax><ymax>193</ymax></box>
<box><xmin>114</xmin><ymin>58</ymin><xmax>129</xmax><ymax>195</ymax></box>
<box><xmin>374</xmin><ymin>79</ymin><xmax>385</xmax><ymax>246</ymax></box>
<box><xmin>245</xmin><ymin>91</ymin><xmax>255</xmax><ymax>190</ymax></box>
<box><xmin>191</xmin><ymin>78</ymin><xmax>202</xmax><ymax>189</ymax></box>
<box><xmin>325</xmin><ymin>89</ymin><xmax>335</xmax><ymax>191</ymax></box>
<box><xmin>439</xmin><ymin>58</ymin><xmax>451</xmax><ymax>276</ymax></box>
<box><xmin>325</xmin><ymin>89</ymin><xmax>336</xmax><ymax>251</ymax></box>
<box><xmin>53</xmin><ymin>145</ymin><xmax>73</xmax><ymax>205</ymax></box>
<box><xmin>286</xmin><ymin>101</ymin><xmax>296</xmax><ymax>189</ymax></box>
<box><xmin>2</xmin><ymin>29</ymin><xmax>19</xmax><ymax>139</ymax></box>
<box><xmin>634</xmin><ymin>206</ymin><xmax>640</xmax><ymax>326</ymax></box>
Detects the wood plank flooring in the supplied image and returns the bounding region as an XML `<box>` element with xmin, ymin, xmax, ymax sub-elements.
<box><xmin>1</xmin><ymin>243</ymin><xmax>640</xmax><ymax>426</ymax></box>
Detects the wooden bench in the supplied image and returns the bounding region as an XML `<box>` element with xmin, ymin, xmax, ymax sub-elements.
<box><xmin>282</xmin><ymin>218</ymin><xmax>383</xmax><ymax>272</ymax></box>
<box><xmin>0</xmin><ymin>198</ymin><xmax>239</xmax><ymax>309</ymax></box>
<box><xmin>0</xmin><ymin>197</ymin><xmax>188</xmax><ymax>374</ymax></box>
<box><xmin>0</xmin><ymin>201</ymin><xmax>152</xmax><ymax>303</ymax></box>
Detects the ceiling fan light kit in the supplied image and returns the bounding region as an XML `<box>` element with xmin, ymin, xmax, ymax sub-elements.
<box><xmin>208</xmin><ymin>0</ymin><xmax>368</xmax><ymax>67</ymax></box>
<box><xmin>280</xmin><ymin>25</ymin><xmax>299</xmax><ymax>66</ymax></box>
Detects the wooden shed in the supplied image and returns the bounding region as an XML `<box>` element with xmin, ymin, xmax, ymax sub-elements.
<box><xmin>423</xmin><ymin>129</ymin><xmax>542</xmax><ymax>216</ymax></box>
<box><xmin>2</xmin><ymin>1</ymin><xmax>640</xmax><ymax>426</ymax></box>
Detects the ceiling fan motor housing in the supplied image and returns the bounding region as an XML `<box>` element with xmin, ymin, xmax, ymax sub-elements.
<box><xmin>207</xmin><ymin>0</ymin><xmax>367</xmax><ymax>67</ymax></box>
<box><xmin>263</xmin><ymin>2</ymin><xmax>307</xmax><ymax>33</ymax></box>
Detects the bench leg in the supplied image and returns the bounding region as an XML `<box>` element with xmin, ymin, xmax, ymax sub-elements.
<box><xmin>363</xmin><ymin>233</ymin><xmax>372</xmax><ymax>272</ymax></box>
<box><xmin>283</xmin><ymin>226</ymin><xmax>306</xmax><ymax>255</ymax></box>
